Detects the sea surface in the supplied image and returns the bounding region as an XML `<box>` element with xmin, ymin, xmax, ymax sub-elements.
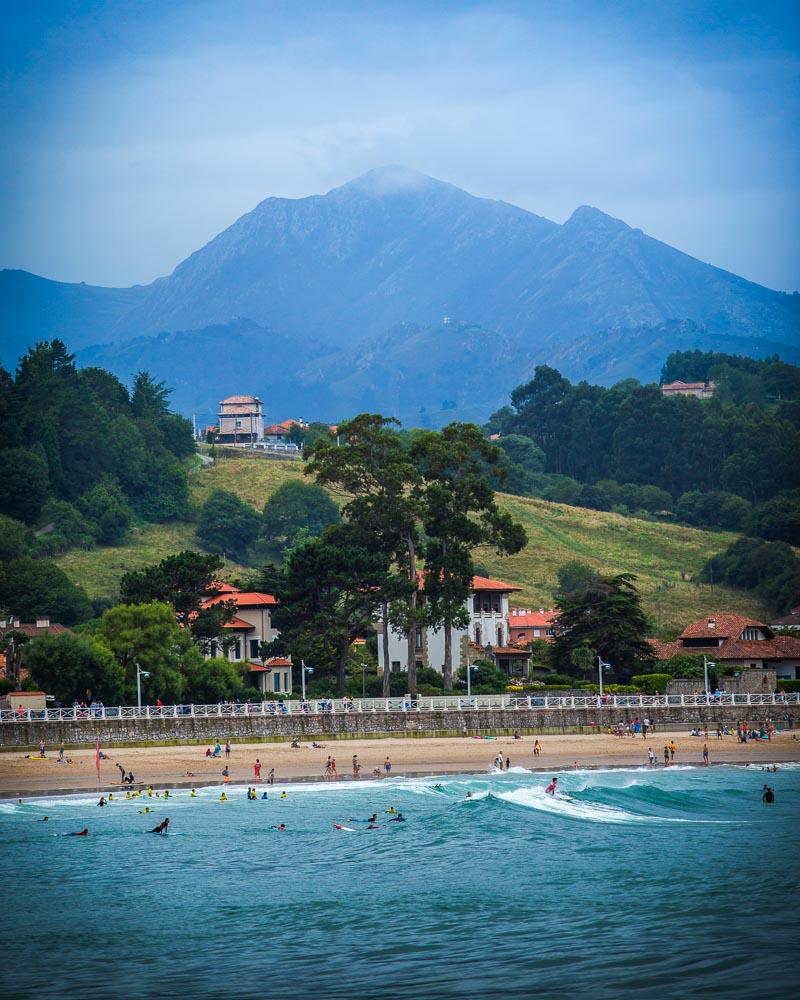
<box><xmin>1</xmin><ymin>764</ymin><xmax>798</xmax><ymax>999</ymax></box>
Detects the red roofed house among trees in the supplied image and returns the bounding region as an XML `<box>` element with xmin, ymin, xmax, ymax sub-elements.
<box><xmin>216</xmin><ymin>394</ymin><xmax>264</xmax><ymax>445</ymax></box>
<box><xmin>660</xmin><ymin>380</ymin><xmax>716</xmax><ymax>399</ymax></box>
<box><xmin>651</xmin><ymin>613</ymin><xmax>800</xmax><ymax>680</ymax></box>
<box><xmin>199</xmin><ymin>586</ymin><xmax>290</xmax><ymax>693</ymax></box>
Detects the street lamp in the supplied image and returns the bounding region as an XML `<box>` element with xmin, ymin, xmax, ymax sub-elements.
<box><xmin>466</xmin><ymin>664</ymin><xmax>479</xmax><ymax>698</ymax></box>
<box><xmin>703</xmin><ymin>656</ymin><xmax>716</xmax><ymax>703</ymax></box>
<box><xmin>597</xmin><ymin>656</ymin><xmax>611</xmax><ymax>699</ymax></box>
<box><xmin>136</xmin><ymin>663</ymin><xmax>150</xmax><ymax>710</ymax></box>
<box><xmin>300</xmin><ymin>660</ymin><xmax>314</xmax><ymax>700</ymax></box>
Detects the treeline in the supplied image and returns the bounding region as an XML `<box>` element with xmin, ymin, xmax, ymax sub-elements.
<box><xmin>0</xmin><ymin>340</ymin><xmax>194</xmax><ymax>551</ymax></box>
<box><xmin>486</xmin><ymin>350</ymin><xmax>800</xmax><ymax>542</ymax></box>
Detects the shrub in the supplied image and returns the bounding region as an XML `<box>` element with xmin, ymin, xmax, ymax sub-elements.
<box><xmin>631</xmin><ymin>672</ymin><xmax>671</xmax><ymax>694</ymax></box>
<box><xmin>776</xmin><ymin>679</ymin><xmax>800</xmax><ymax>692</ymax></box>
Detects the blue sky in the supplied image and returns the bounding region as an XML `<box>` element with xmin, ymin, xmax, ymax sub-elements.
<box><xmin>1</xmin><ymin>0</ymin><xmax>798</xmax><ymax>290</ymax></box>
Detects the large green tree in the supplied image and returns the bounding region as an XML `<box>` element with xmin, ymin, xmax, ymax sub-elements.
<box><xmin>272</xmin><ymin>524</ymin><xmax>391</xmax><ymax>695</ymax></box>
<box><xmin>0</xmin><ymin>447</ymin><xmax>49</xmax><ymax>524</ymax></box>
<box><xmin>24</xmin><ymin>632</ymin><xmax>124</xmax><ymax>704</ymax></box>
<box><xmin>0</xmin><ymin>556</ymin><xmax>92</xmax><ymax>625</ymax></box>
<box><xmin>259</xmin><ymin>480</ymin><xmax>340</xmax><ymax>562</ymax></box>
<box><xmin>551</xmin><ymin>573</ymin><xmax>654</xmax><ymax>682</ymax></box>
<box><xmin>197</xmin><ymin>489</ymin><xmax>261</xmax><ymax>562</ymax></box>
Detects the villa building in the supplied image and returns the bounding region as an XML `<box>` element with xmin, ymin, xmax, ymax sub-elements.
<box><xmin>651</xmin><ymin>613</ymin><xmax>800</xmax><ymax>680</ymax></box>
<box><xmin>376</xmin><ymin>574</ymin><xmax>533</xmax><ymax>679</ymax></box>
<box><xmin>199</xmin><ymin>584</ymin><xmax>292</xmax><ymax>694</ymax></box>
<box><xmin>660</xmin><ymin>380</ymin><xmax>716</xmax><ymax>399</ymax></box>
<box><xmin>508</xmin><ymin>608</ymin><xmax>557</xmax><ymax>644</ymax></box>
<box><xmin>216</xmin><ymin>395</ymin><xmax>264</xmax><ymax>445</ymax></box>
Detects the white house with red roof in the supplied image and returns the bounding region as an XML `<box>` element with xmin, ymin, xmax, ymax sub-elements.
<box><xmin>377</xmin><ymin>574</ymin><xmax>532</xmax><ymax>678</ymax></box>
<box><xmin>200</xmin><ymin>584</ymin><xmax>292</xmax><ymax>694</ymax></box>
<box><xmin>508</xmin><ymin>608</ymin><xmax>557</xmax><ymax>644</ymax></box>
<box><xmin>651</xmin><ymin>613</ymin><xmax>800</xmax><ymax>680</ymax></box>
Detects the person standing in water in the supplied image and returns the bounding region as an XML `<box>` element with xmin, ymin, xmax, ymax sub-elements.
<box><xmin>254</xmin><ymin>759</ymin><xmax>261</xmax><ymax>781</ymax></box>
<box><xmin>647</xmin><ymin>747</ymin><xmax>656</xmax><ymax>767</ymax></box>
<box><xmin>545</xmin><ymin>777</ymin><xmax>558</xmax><ymax>795</ymax></box>
<box><xmin>762</xmin><ymin>785</ymin><xmax>775</xmax><ymax>804</ymax></box>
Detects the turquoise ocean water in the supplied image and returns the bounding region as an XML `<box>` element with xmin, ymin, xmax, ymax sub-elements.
<box><xmin>1</xmin><ymin>764</ymin><xmax>798</xmax><ymax>999</ymax></box>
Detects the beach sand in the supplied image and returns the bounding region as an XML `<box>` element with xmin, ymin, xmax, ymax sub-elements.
<box><xmin>2</xmin><ymin>729</ymin><xmax>798</xmax><ymax>797</ymax></box>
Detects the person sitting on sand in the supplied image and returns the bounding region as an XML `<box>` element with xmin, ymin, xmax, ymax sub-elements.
<box><xmin>372</xmin><ymin>767</ymin><xmax>382</xmax><ymax>777</ymax></box>
<box><xmin>545</xmin><ymin>777</ymin><xmax>558</xmax><ymax>795</ymax></box>
<box><xmin>291</xmin><ymin>738</ymin><xmax>301</xmax><ymax>748</ymax></box>
<box><xmin>150</xmin><ymin>818</ymin><xmax>170</xmax><ymax>835</ymax></box>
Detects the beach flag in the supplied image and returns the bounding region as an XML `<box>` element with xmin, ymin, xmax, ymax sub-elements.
<box><xmin>95</xmin><ymin>739</ymin><xmax>101</xmax><ymax>782</ymax></box>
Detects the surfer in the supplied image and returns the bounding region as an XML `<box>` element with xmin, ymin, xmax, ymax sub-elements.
<box><xmin>545</xmin><ymin>777</ymin><xmax>558</xmax><ymax>795</ymax></box>
<box><xmin>272</xmin><ymin>824</ymin><xmax>287</xmax><ymax>831</ymax></box>
<box><xmin>388</xmin><ymin>812</ymin><xmax>406</xmax><ymax>822</ymax></box>
<box><xmin>39</xmin><ymin>816</ymin><xmax>49</xmax><ymax>822</ymax></box>
<box><xmin>150</xmin><ymin>818</ymin><xmax>170</xmax><ymax>835</ymax></box>
<box><xmin>66</xmin><ymin>828</ymin><xmax>89</xmax><ymax>836</ymax></box>
<box><xmin>98</xmin><ymin>796</ymin><xmax>106</xmax><ymax>807</ymax></box>
<box><xmin>762</xmin><ymin>785</ymin><xmax>775</xmax><ymax>804</ymax></box>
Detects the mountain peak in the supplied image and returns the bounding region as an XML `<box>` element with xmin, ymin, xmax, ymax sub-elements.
<box><xmin>565</xmin><ymin>205</ymin><xmax>629</xmax><ymax>234</ymax></box>
<box><xmin>330</xmin><ymin>164</ymin><xmax>450</xmax><ymax>199</ymax></box>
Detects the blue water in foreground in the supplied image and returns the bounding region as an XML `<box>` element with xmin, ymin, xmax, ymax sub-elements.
<box><xmin>2</xmin><ymin>765</ymin><xmax>799</xmax><ymax>999</ymax></box>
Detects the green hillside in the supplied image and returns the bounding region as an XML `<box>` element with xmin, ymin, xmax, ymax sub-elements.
<box><xmin>56</xmin><ymin>453</ymin><xmax>767</xmax><ymax>631</ymax></box>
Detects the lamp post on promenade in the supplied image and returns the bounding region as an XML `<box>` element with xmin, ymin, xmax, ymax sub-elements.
<box><xmin>703</xmin><ymin>657</ymin><xmax>716</xmax><ymax>704</ymax></box>
<box><xmin>136</xmin><ymin>663</ymin><xmax>150</xmax><ymax>710</ymax></box>
<box><xmin>301</xmin><ymin>661</ymin><xmax>313</xmax><ymax>701</ymax></box>
<box><xmin>597</xmin><ymin>657</ymin><xmax>611</xmax><ymax>700</ymax></box>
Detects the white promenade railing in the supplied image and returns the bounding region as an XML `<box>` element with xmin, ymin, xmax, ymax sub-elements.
<box><xmin>1</xmin><ymin>692</ymin><xmax>798</xmax><ymax>723</ymax></box>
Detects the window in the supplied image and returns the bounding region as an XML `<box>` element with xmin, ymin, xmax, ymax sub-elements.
<box><xmin>274</xmin><ymin>672</ymin><xmax>281</xmax><ymax>692</ymax></box>
<box><xmin>249</xmin><ymin>639</ymin><xmax>260</xmax><ymax>659</ymax></box>
<box><xmin>533</xmin><ymin>629</ymin><xmax>540</xmax><ymax>637</ymax></box>
<box><xmin>391</xmin><ymin>660</ymin><xmax>401</xmax><ymax>673</ymax></box>
<box><xmin>232</xmin><ymin>640</ymin><xmax>241</xmax><ymax>660</ymax></box>
<box><xmin>209</xmin><ymin>641</ymin><xmax>218</xmax><ymax>658</ymax></box>
<box><xmin>741</xmin><ymin>628</ymin><xmax>762</xmax><ymax>641</ymax></box>
<box><xmin>474</xmin><ymin>624</ymin><xmax>482</xmax><ymax>646</ymax></box>
<box><xmin>492</xmin><ymin>601</ymin><xmax>500</xmax><ymax>613</ymax></box>
<box><xmin>546</xmin><ymin>628</ymin><xmax>554</xmax><ymax>637</ymax></box>
<box><xmin>415</xmin><ymin>629</ymin><xmax>423</xmax><ymax>650</ymax></box>
<box><xmin>415</xmin><ymin>659</ymin><xmax>423</xmax><ymax>671</ymax></box>
<box><xmin>235</xmin><ymin>418</ymin><xmax>243</xmax><ymax>428</ymax></box>
<box><xmin>497</xmin><ymin>626</ymin><xmax>504</xmax><ymax>646</ymax></box>
<box><xmin>473</xmin><ymin>596</ymin><xmax>481</xmax><ymax>614</ymax></box>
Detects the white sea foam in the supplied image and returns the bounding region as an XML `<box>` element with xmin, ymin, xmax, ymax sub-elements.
<box><xmin>497</xmin><ymin>787</ymin><xmax>652</xmax><ymax>823</ymax></box>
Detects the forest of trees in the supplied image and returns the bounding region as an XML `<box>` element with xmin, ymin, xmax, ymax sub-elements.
<box><xmin>485</xmin><ymin>350</ymin><xmax>800</xmax><ymax>542</ymax></box>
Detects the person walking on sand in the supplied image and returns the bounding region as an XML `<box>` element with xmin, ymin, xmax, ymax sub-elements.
<box><xmin>254</xmin><ymin>758</ymin><xmax>261</xmax><ymax>781</ymax></box>
<box><xmin>642</xmin><ymin>718</ymin><xmax>650</xmax><ymax>739</ymax></box>
<box><xmin>663</xmin><ymin>745</ymin><xmax>670</xmax><ymax>766</ymax></box>
<box><xmin>647</xmin><ymin>747</ymin><xmax>656</xmax><ymax>767</ymax></box>
<box><xmin>225</xmin><ymin>740</ymin><xmax>231</xmax><ymax>759</ymax></box>
<box><xmin>384</xmin><ymin>756</ymin><xmax>392</xmax><ymax>776</ymax></box>
<box><xmin>533</xmin><ymin>740</ymin><xmax>542</xmax><ymax>757</ymax></box>
<box><xmin>669</xmin><ymin>740</ymin><xmax>677</xmax><ymax>762</ymax></box>
<box><xmin>352</xmin><ymin>754</ymin><xmax>360</xmax><ymax>778</ymax></box>
<box><xmin>268</xmin><ymin>768</ymin><xmax>275</xmax><ymax>785</ymax></box>
<box><xmin>702</xmin><ymin>743</ymin><xmax>709</xmax><ymax>766</ymax></box>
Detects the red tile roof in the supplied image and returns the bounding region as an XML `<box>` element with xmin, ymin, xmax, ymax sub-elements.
<box><xmin>264</xmin><ymin>424</ymin><xmax>290</xmax><ymax>435</ymax></box>
<box><xmin>652</xmin><ymin>633</ymin><xmax>800</xmax><ymax>663</ymax></box>
<box><xmin>0</xmin><ymin>623</ymin><xmax>69</xmax><ymax>639</ymax></box>
<box><xmin>508</xmin><ymin>611</ymin><xmax>556</xmax><ymax>628</ymax></box>
<box><xmin>220</xmin><ymin>395</ymin><xmax>260</xmax><ymax>404</ymax></box>
<box><xmin>249</xmin><ymin>657</ymin><xmax>292</xmax><ymax>671</ymax></box>
<box><xmin>222</xmin><ymin>616</ymin><xmax>255</xmax><ymax>630</ymax></box>
<box><xmin>471</xmin><ymin>575</ymin><xmax>522</xmax><ymax>593</ymax></box>
<box><xmin>680</xmin><ymin>614</ymin><xmax>767</xmax><ymax>640</ymax></box>
<box><xmin>202</xmin><ymin>591</ymin><xmax>278</xmax><ymax>609</ymax></box>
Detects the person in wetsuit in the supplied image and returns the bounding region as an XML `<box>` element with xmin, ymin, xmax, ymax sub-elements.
<box><xmin>762</xmin><ymin>785</ymin><xmax>775</xmax><ymax>804</ymax></box>
<box><xmin>150</xmin><ymin>818</ymin><xmax>170</xmax><ymax>834</ymax></box>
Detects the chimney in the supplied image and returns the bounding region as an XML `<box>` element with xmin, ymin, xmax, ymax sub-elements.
<box><xmin>707</xmin><ymin>618</ymin><xmax>716</xmax><ymax>630</ymax></box>
<box><xmin>36</xmin><ymin>617</ymin><xmax>50</xmax><ymax>629</ymax></box>
<box><xmin>12</xmin><ymin>617</ymin><xmax>20</xmax><ymax>627</ymax></box>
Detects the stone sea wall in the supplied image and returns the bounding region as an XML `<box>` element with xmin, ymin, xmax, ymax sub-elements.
<box><xmin>0</xmin><ymin>704</ymin><xmax>794</xmax><ymax>749</ymax></box>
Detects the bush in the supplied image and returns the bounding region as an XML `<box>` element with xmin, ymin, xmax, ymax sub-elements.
<box><xmin>197</xmin><ymin>489</ymin><xmax>261</xmax><ymax>563</ymax></box>
<box><xmin>631</xmin><ymin>672</ymin><xmax>671</xmax><ymax>694</ymax></box>
<box><xmin>776</xmin><ymin>679</ymin><xmax>800</xmax><ymax>692</ymax></box>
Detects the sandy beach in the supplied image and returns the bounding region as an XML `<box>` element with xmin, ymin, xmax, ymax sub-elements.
<box><xmin>2</xmin><ymin>729</ymin><xmax>798</xmax><ymax>798</ymax></box>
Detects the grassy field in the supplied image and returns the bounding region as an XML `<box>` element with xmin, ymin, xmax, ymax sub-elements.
<box><xmin>57</xmin><ymin>453</ymin><xmax>766</xmax><ymax>630</ymax></box>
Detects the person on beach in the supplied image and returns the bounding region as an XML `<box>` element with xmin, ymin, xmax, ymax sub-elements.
<box><xmin>225</xmin><ymin>740</ymin><xmax>231</xmax><ymax>758</ymax></box>
<box><xmin>533</xmin><ymin>740</ymin><xmax>542</xmax><ymax>757</ymax></box>
<box><xmin>38</xmin><ymin>740</ymin><xmax>46</xmax><ymax>757</ymax></box>
<box><xmin>59</xmin><ymin>743</ymin><xmax>65</xmax><ymax>760</ymax></box>
<box><xmin>647</xmin><ymin>747</ymin><xmax>656</xmax><ymax>767</ymax></box>
<box><xmin>642</xmin><ymin>718</ymin><xmax>650</xmax><ymax>738</ymax></box>
<box><xmin>384</xmin><ymin>756</ymin><xmax>392</xmax><ymax>775</ymax></box>
<box><xmin>669</xmin><ymin>741</ymin><xmax>677</xmax><ymax>761</ymax></box>
<box><xmin>506</xmin><ymin>756</ymin><xmax>511</xmax><ymax>770</ymax></box>
<box><xmin>663</xmin><ymin>745</ymin><xmax>670</xmax><ymax>766</ymax></box>
<box><xmin>268</xmin><ymin>768</ymin><xmax>275</xmax><ymax>785</ymax></box>
<box><xmin>762</xmin><ymin>785</ymin><xmax>775</xmax><ymax>804</ymax></box>
<box><xmin>222</xmin><ymin>766</ymin><xmax>230</xmax><ymax>782</ymax></box>
<box><xmin>213</xmin><ymin>742</ymin><xmax>222</xmax><ymax>758</ymax></box>
<box><xmin>702</xmin><ymin>744</ymin><xmax>709</xmax><ymax>766</ymax></box>
<box><xmin>254</xmin><ymin>759</ymin><xmax>261</xmax><ymax>780</ymax></box>
<box><xmin>150</xmin><ymin>818</ymin><xmax>170</xmax><ymax>834</ymax></box>
<box><xmin>352</xmin><ymin>754</ymin><xmax>360</xmax><ymax>778</ymax></box>
<box><xmin>545</xmin><ymin>777</ymin><xmax>558</xmax><ymax>795</ymax></box>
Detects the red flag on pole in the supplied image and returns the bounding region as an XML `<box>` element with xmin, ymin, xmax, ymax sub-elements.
<box><xmin>95</xmin><ymin>738</ymin><xmax>101</xmax><ymax>783</ymax></box>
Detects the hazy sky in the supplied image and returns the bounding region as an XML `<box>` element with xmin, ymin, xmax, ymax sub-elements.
<box><xmin>1</xmin><ymin>0</ymin><xmax>798</xmax><ymax>290</ymax></box>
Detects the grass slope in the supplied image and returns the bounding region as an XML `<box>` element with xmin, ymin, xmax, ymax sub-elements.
<box><xmin>57</xmin><ymin>454</ymin><xmax>766</xmax><ymax>630</ymax></box>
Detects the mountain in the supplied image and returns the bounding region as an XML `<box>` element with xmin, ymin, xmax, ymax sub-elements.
<box><xmin>3</xmin><ymin>165</ymin><xmax>799</xmax><ymax>422</ymax></box>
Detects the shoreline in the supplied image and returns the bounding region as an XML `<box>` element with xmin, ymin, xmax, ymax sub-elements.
<box><xmin>2</xmin><ymin>730</ymin><xmax>798</xmax><ymax>800</ymax></box>
<box><xmin>4</xmin><ymin>757</ymin><xmax>798</xmax><ymax>802</ymax></box>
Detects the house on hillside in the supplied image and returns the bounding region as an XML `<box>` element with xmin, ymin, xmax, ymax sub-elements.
<box><xmin>0</xmin><ymin>617</ymin><xmax>69</xmax><ymax>684</ymax></box>
<box><xmin>216</xmin><ymin>395</ymin><xmax>264</xmax><ymax>444</ymax></box>
<box><xmin>200</xmin><ymin>584</ymin><xmax>291</xmax><ymax>694</ymax></box>
<box><xmin>771</xmin><ymin>606</ymin><xmax>800</xmax><ymax>631</ymax></box>
<box><xmin>651</xmin><ymin>613</ymin><xmax>800</xmax><ymax>680</ymax></box>
<box><xmin>660</xmin><ymin>380</ymin><xmax>716</xmax><ymax>399</ymax></box>
<box><xmin>376</xmin><ymin>574</ymin><xmax>532</xmax><ymax>679</ymax></box>
<box><xmin>508</xmin><ymin>608</ymin><xmax>557</xmax><ymax>644</ymax></box>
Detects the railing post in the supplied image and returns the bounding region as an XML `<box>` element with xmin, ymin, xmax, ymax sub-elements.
<box><xmin>146</xmin><ymin>705</ymin><xmax>150</xmax><ymax>718</ymax></box>
<box><xmin>191</xmin><ymin>703</ymin><xmax>195</xmax><ymax>717</ymax></box>
<box><xmin>527</xmin><ymin>695</ymin><xmax>532</xmax><ymax>709</ymax></box>
<box><xmin>680</xmin><ymin>695</ymin><xmax>685</xmax><ymax>706</ymax></box>
<box><xmin>245</xmin><ymin>702</ymin><xmax>250</xmax><ymax>716</ymax></box>
<box><xmin>747</xmin><ymin>693</ymin><xmax>752</xmax><ymax>705</ymax></box>
<box><xmin>173</xmin><ymin>704</ymin><xmax>178</xmax><ymax>718</ymax></box>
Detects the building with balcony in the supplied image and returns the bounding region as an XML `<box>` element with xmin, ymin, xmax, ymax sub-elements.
<box><xmin>376</xmin><ymin>574</ymin><xmax>531</xmax><ymax>678</ymax></box>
